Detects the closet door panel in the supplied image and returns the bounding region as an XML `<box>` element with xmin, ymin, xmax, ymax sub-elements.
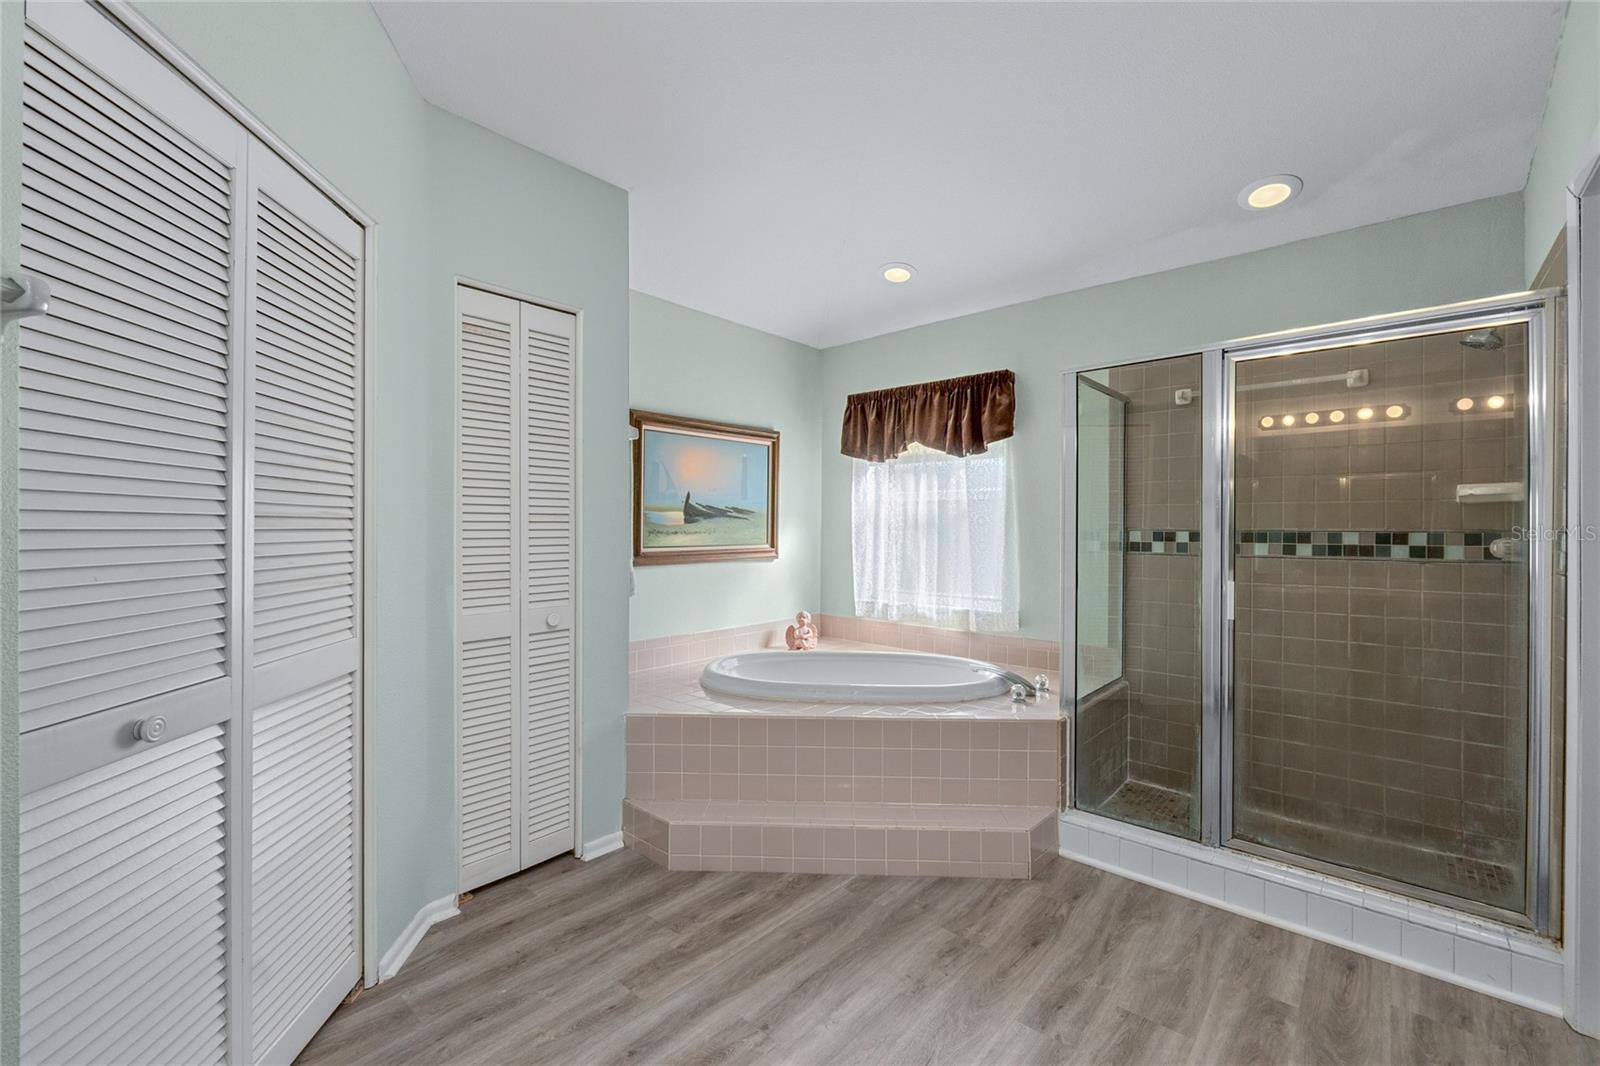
<box><xmin>21</xmin><ymin>721</ymin><xmax>231</xmax><ymax>1066</ymax></box>
<box><xmin>519</xmin><ymin>303</ymin><xmax>576</xmax><ymax>865</ymax></box>
<box><xmin>17</xmin><ymin>6</ymin><xmax>246</xmax><ymax>1062</ymax></box>
<box><xmin>248</xmin><ymin>677</ymin><xmax>356</xmax><ymax>1064</ymax></box>
<box><xmin>19</xmin><ymin>7</ymin><xmax>370</xmax><ymax>1065</ymax></box>
<box><xmin>17</xmin><ymin>11</ymin><xmax>245</xmax><ymax>735</ymax></box>
<box><xmin>248</xmin><ymin>142</ymin><xmax>360</xmax><ymax>671</ymax></box>
<box><xmin>459</xmin><ymin>635</ymin><xmax>518</xmax><ymax>881</ymax></box>
<box><xmin>244</xmin><ymin>139</ymin><xmax>363</xmax><ymax>1065</ymax></box>
<box><xmin>457</xmin><ymin>287</ymin><xmax>524</xmax><ymax>889</ymax></box>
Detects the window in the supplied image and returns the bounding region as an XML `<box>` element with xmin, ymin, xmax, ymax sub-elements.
<box><xmin>850</xmin><ymin>440</ymin><xmax>1019</xmax><ymax>632</ymax></box>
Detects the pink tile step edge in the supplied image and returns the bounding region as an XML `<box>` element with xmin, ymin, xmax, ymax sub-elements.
<box><xmin>623</xmin><ymin>798</ymin><xmax>1058</xmax><ymax>880</ymax></box>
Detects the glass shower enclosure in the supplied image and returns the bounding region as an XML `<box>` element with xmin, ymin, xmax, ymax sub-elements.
<box><xmin>1074</xmin><ymin>356</ymin><xmax>1203</xmax><ymax>840</ymax></box>
<box><xmin>1067</xmin><ymin>292</ymin><xmax>1563</xmax><ymax>931</ymax></box>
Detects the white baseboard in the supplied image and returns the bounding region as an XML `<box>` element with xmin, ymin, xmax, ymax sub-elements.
<box><xmin>581</xmin><ymin>830</ymin><xmax>623</xmax><ymax>860</ymax></box>
<box><xmin>1059</xmin><ymin>811</ymin><xmax>1565</xmax><ymax>1017</ymax></box>
<box><xmin>379</xmin><ymin>893</ymin><xmax>459</xmax><ymax>981</ymax></box>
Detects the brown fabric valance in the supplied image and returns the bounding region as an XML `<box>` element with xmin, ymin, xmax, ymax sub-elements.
<box><xmin>840</xmin><ymin>369</ymin><xmax>1016</xmax><ymax>462</ymax></box>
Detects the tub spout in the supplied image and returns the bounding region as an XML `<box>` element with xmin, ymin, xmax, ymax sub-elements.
<box><xmin>979</xmin><ymin>666</ymin><xmax>1039</xmax><ymax>699</ymax></box>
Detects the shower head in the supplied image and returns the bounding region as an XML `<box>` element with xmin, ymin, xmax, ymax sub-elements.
<box><xmin>1459</xmin><ymin>328</ymin><xmax>1504</xmax><ymax>351</ymax></box>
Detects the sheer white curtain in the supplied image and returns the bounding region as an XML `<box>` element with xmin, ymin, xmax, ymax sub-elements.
<box><xmin>850</xmin><ymin>440</ymin><xmax>1019</xmax><ymax>632</ymax></box>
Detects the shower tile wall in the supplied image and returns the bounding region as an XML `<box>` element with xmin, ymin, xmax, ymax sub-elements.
<box><xmin>1075</xmin><ymin>680</ymin><xmax>1127</xmax><ymax>809</ymax></box>
<box><xmin>1232</xmin><ymin>325</ymin><xmax>1529</xmax><ymax>913</ymax></box>
<box><xmin>1102</xmin><ymin>356</ymin><xmax>1202</xmax><ymax>831</ymax></box>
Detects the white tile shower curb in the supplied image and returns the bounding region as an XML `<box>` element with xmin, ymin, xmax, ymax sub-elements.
<box><xmin>1059</xmin><ymin>811</ymin><xmax>1565</xmax><ymax>1016</ymax></box>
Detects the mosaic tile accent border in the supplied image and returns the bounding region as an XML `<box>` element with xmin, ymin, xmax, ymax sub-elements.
<box><xmin>1236</xmin><ymin>530</ymin><xmax>1511</xmax><ymax>561</ymax></box>
<box><xmin>1125</xmin><ymin>530</ymin><xmax>1201</xmax><ymax>554</ymax></box>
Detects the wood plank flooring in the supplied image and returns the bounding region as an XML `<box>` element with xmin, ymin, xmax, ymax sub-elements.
<box><xmin>300</xmin><ymin>849</ymin><xmax>1599</xmax><ymax>1065</ymax></box>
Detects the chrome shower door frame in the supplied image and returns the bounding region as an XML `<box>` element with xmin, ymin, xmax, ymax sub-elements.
<box><xmin>1060</xmin><ymin>352</ymin><xmax>1204</xmax><ymax>828</ymax></box>
<box><xmin>1212</xmin><ymin>291</ymin><xmax>1563</xmax><ymax>933</ymax></box>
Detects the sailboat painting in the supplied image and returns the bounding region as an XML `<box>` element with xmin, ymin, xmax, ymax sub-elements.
<box><xmin>631</xmin><ymin>410</ymin><xmax>779</xmax><ymax>564</ymax></box>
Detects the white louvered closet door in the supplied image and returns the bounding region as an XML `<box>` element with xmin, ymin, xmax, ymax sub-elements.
<box><xmin>243</xmin><ymin>141</ymin><xmax>364</xmax><ymax>1066</ymax></box>
<box><xmin>456</xmin><ymin>288</ymin><xmax>576</xmax><ymax>891</ymax></box>
<box><xmin>457</xmin><ymin>287</ymin><xmax>523</xmax><ymax>890</ymax></box>
<box><xmin>17</xmin><ymin>4</ymin><xmax>246</xmax><ymax>1064</ymax></box>
<box><xmin>519</xmin><ymin>303</ymin><xmax>577</xmax><ymax>867</ymax></box>
<box><xmin>16</xmin><ymin>4</ymin><xmax>365</xmax><ymax>1065</ymax></box>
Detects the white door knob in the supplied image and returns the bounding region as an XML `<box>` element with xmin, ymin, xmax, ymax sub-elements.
<box><xmin>546</xmin><ymin>612</ymin><xmax>561</xmax><ymax>628</ymax></box>
<box><xmin>133</xmin><ymin>716</ymin><xmax>168</xmax><ymax>743</ymax></box>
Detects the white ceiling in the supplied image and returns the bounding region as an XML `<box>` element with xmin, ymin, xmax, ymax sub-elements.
<box><xmin>374</xmin><ymin>1</ymin><xmax>1566</xmax><ymax>349</ymax></box>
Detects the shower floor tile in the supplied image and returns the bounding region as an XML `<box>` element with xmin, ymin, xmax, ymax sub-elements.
<box><xmin>1236</xmin><ymin>808</ymin><xmax>1523</xmax><ymax>913</ymax></box>
<box><xmin>1098</xmin><ymin>779</ymin><xmax>1194</xmax><ymax>838</ymax></box>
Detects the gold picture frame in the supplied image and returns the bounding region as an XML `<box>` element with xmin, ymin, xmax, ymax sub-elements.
<box><xmin>631</xmin><ymin>409</ymin><xmax>779</xmax><ymax>565</ymax></box>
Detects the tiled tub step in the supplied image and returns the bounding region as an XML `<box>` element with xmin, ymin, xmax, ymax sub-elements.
<box><xmin>623</xmin><ymin>798</ymin><xmax>1057</xmax><ymax>880</ymax></box>
<box><xmin>625</xmin><ymin>713</ymin><xmax>1061</xmax><ymax>807</ymax></box>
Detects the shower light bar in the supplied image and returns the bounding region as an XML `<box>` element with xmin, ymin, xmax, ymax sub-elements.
<box><xmin>1451</xmin><ymin>394</ymin><xmax>1511</xmax><ymax>414</ymax></box>
<box><xmin>1257</xmin><ymin>403</ymin><xmax>1408</xmax><ymax>430</ymax></box>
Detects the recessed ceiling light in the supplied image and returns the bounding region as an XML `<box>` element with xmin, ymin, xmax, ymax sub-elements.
<box><xmin>1487</xmin><ymin>394</ymin><xmax>1507</xmax><ymax>410</ymax></box>
<box><xmin>881</xmin><ymin>262</ymin><xmax>915</xmax><ymax>284</ymax></box>
<box><xmin>1259</xmin><ymin>415</ymin><xmax>1275</xmax><ymax>429</ymax></box>
<box><xmin>1356</xmin><ymin>407</ymin><xmax>1375</xmax><ymax>421</ymax></box>
<box><xmin>1455</xmin><ymin>397</ymin><xmax>1475</xmax><ymax>412</ymax></box>
<box><xmin>1238</xmin><ymin>174</ymin><xmax>1303</xmax><ymax>210</ymax></box>
<box><xmin>1329</xmin><ymin>410</ymin><xmax>1346</xmax><ymax>424</ymax></box>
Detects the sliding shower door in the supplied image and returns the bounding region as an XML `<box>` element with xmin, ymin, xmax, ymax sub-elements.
<box><xmin>1068</xmin><ymin>293</ymin><xmax>1562</xmax><ymax>931</ymax></box>
<box><xmin>1225</xmin><ymin>311</ymin><xmax>1547</xmax><ymax>922</ymax></box>
<box><xmin>1073</xmin><ymin>355</ymin><xmax>1203</xmax><ymax>840</ymax></box>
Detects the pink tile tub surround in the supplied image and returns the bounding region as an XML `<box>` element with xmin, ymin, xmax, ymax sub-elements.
<box><xmin>623</xmin><ymin>798</ymin><xmax>1058</xmax><ymax>879</ymax></box>
<box><xmin>624</xmin><ymin>619</ymin><xmax>1063</xmax><ymax>880</ymax></box>
<box><xmin>628</xmin><ymin>618</ymin><xmax>795</xmax><ymax>673</ymax></box>
<box><xmin>626</xmin><ymin>713</ymin><xmax>1060</xmax><ymax>807</ymax></box>
<box><xmin>817</xmin><ymin>615</ymin><xmax>1062</xmax><ymax>674</ymax></box>
<box><xmin>628</xmin><ymin>632</ymin><xmax>1061</xmax><ymax>722</ymax></box>
<box><xmin>628</xmin><ymin>616</ymin><xmax>1063</xmax><ymax>679</ymax></box>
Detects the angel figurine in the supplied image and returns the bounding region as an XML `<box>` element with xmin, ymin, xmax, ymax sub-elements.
<box><xmin>785</xmin><ymin>610</ymin><xmax>818</xmax><ymax>651</ymax></box>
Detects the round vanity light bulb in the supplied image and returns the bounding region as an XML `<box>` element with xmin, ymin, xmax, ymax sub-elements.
<box><xmin>1281</xmin><ymin>413</ymin><xmax>1296</xmax><ymax>427</ymax></box>
<box><xmin>1259</xmin><ymin>415</ymin><xmax>1275</xmax><ymax>429</ymax></box>
<box><xmin>881</xmin><ymin>263</ymin><xmax>915</xmax><ymax>284</ymax></box>
<box><xmin>1356</xmin><ymin>407</ymin><xmax>1375</xmax><ymax>421</ymax></box>
<box><xmin>1385</xmin><ymin>404</ymin><xmax>1405</xmax><ymax>419</ymax></box>
<box><xmin>1304</xmin><ymin>411</ymin><xmax>1320</xmax><ymax>425</ymax></box>
<box><xmin>1487</xmin><ymin>394</ymin><xmax>1506</xmax><ymax>410</ymax></box>
<box><xmin>1329</xmin><ymin>409</ymin><xmax>1346</xmax><ymax>424</ymax></box>
<box><xmin>1455</xmin><ymin>397</ymin><xmax>1475</xmax><ymax>412</ymax></box>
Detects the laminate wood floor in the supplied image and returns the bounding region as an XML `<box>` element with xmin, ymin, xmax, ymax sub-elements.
<box><xmin>300</xmin><ymin>849</ymin><xmax>1599</xmax><ymax>1065</ymax></box>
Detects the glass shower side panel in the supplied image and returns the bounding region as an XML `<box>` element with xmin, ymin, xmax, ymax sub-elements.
<box><xmin>1074</xmin><ymin>355</ymin><xmax>1203</xmax><ymax>839</ymax></box>
<box><xmin>1229</xmin><ymin>323</ymin><xmax>1530</xmax><ymax>915</ymax></box>
<box><xmin>1076</xmin><ymin>377</ymin><xmax>1125</xmax><ymax>696</ymax></box>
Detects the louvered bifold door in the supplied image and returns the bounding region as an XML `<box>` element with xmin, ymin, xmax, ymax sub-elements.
<box><xmin>242</xmin><ymin>140</ymin><xmax>364</xmax><ymax>1066</ymax></box>
<box><xmin>457</xmin><ymin>287</ymin><xmax>524</xmax><ymax>890</ymax></box>
<box><xmin>519</xmin><ymin>304</ymin><xmax>577</xmax><ymax>867</ymax></box>
<box><xmin>16</xmin><ymin>2</ymin><xmax>246</xmax><ymax>1063</ymax></box>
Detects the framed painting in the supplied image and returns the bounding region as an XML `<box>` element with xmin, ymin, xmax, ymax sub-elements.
<box><xmin>631</xmin><ymin>409</ymin><xmax>780</xmax><ymax>565</ymax></box>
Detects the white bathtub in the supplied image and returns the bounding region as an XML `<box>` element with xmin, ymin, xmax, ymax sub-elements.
<box><xmin>699</xmin><ymin>650</ymin><xmax>1015</xmax><ymax>703</ymax></box>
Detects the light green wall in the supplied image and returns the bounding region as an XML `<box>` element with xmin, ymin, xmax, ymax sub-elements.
<box><xmin>818</xmin><ymin>195</ymin><xmax>1527</xmax><ymax>639</ymax></box>
<box><xmin>132</xmin><ymin>1</ymin><xmax>631</xmax><ymax>955</ymax></box>
<box><xmin>426</xmin><ymin>109</ymin><xmax>631</xmax><ymax>867</ymax></box>
<box><xmin>1525</xmin><ymin>0</ymin><xmax>1600</xmax><ymax>280</ymax></box>
<box><xmin>629</xmin><ymin>292</ymin><xmax>821</xmax><ymax>640</ymax></box>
